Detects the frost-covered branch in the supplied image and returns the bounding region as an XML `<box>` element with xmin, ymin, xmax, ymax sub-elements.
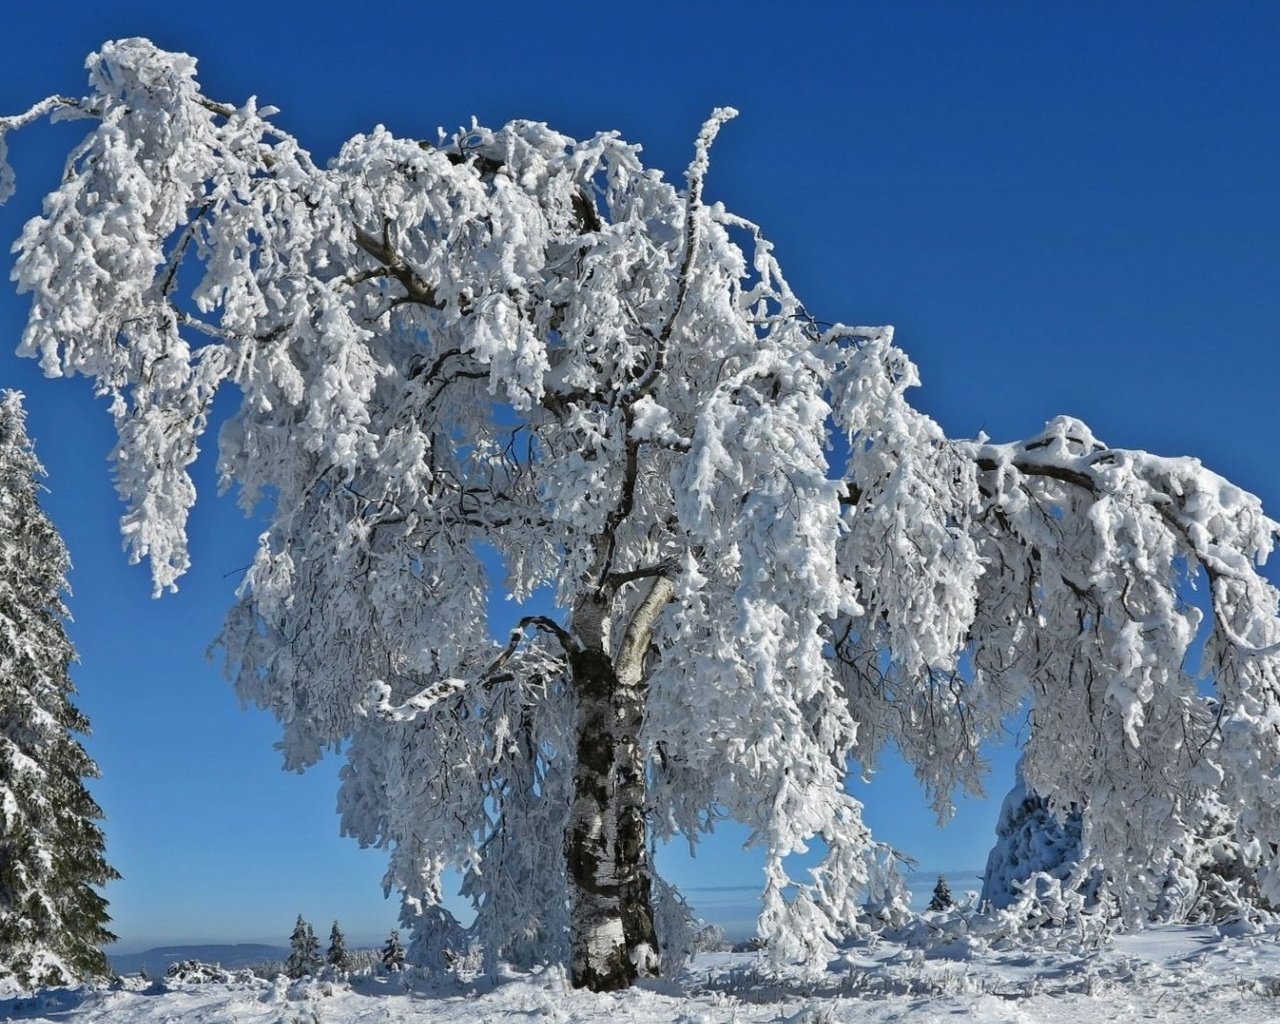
<box><xmin>0</xmin><ymin>94</ymin><xmax>82</xmax><ymax>132</ymax></box>
<box><xmin>623</xmin><ymin>106</ymin><xmax>737</xmax><ymax>406</ymax></box>
<box><xmin>351</xmin><ymin>225</ymin><xmax>449</xmax><ymax>310</ymax></box>
<box><xmin>370</xmin><ymin>616</ymin><xmax>572</xmax><ymax>723</ymax></box>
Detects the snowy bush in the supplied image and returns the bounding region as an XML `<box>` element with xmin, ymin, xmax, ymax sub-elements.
<box><xmin>403</xmin><ymin>905</ymin><xmax>468</xmax><ymax>973</ymax></box>
<box><xmin>164</xmin><ymin>960</ymin><xmax>256</xmax><ymax>985</ymax></box>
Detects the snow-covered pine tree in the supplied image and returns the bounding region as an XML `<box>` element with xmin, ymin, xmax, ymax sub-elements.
<box><xmin>927</xmin><ymin>875</ymin><xmax>954</xmax><ymax>913</ymax></box>
<box><xmin>980</xmin><ymin>759</ymin><xmax>1087</xmax><ymax>912</ymax></box>
<box><xmin>285</xmin><ymin>915</ymin><xmax>320</xmax><ymax>979</ymax></box>
<box><xmin>381</xmin><ymin>929</ymin><xmax>406</xmax><ymax>972</ymax></box>
<box><xmin>326</xmin><ymin>920</ymin><xmax>351</xmax><ymax>972</ymax></box>
<box><xmin>0</xmin><ymin>390</ymin><xmax>118</xmax><ymax>988</ymax></box>
<box><xmin>7</xmin><ymin>38</ymin><xmax>1280</xmax><ymax>990</ymax></box>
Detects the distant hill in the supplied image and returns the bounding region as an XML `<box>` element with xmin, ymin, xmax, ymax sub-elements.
<box><xmin>108</xmin><ymin>943</ymin><xmax>287</xmax><ymax>976</ymax></box>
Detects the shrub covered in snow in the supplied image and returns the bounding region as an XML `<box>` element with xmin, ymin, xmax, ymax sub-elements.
<box><xmin>164</xmin><ymin>960</ymin><xmax>256</xmax><ymax>985</ymax></box>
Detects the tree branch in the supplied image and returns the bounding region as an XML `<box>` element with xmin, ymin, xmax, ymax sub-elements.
<box><xmin>604</xmin><ymin>560</ymin><xmax>678</xmax><ymax>592</ymax></box>
<box><xmin>621</xmin><ymin>108</ymin><xmax>737</xmax><ymax>407</ymax></box>
<box><xmin>370</xmin><ymin>615</ymin><xmax>576</xmax><ymax>723</ymax></box>
<box><xmin>513</xmin><ymin>614</ymin><xmax>579</xmax><ymax>654</ymax></box>
<box><xmin>971</xmin><ymin>453</ymin><xmax>1099</xmax><ymax>495</ymax></box>
<box><xmin>352</xmin><ymin>226</ymin><xmax>450</xmax><ymax>309</ymax></box>
<box><xmin>0</xmin><ymin>95</ymin><xmax>83</xmax><ymax>132</ymax></box>
<box><xmin>616</xmin><ymin>577</ymin><xmax>676</xmax><ymax>684</ymax></box>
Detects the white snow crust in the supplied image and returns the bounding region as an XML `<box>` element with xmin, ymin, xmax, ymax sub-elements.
<box><xmin>6</xmin><ymin>926</ymin><xmax>1280</xmax><ymax>1023</ymax></box>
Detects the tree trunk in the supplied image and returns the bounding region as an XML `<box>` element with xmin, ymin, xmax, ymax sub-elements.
<box><xmin>564</xmin><ymin>588</ymin><xmax>665</xmax><ymax>991</ymax></box>
<box><xmin>563</xmin><ymin>645</ymin><xmax>655</xmax><ymax>988</ymax></box>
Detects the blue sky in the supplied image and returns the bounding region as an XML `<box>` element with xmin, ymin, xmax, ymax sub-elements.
<box><xmin>1</xmin><ymin>2</ymin><xmax>1277</xmax><ymax>951</ymax></box>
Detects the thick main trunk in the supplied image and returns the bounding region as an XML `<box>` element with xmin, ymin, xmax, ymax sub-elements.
<box><xmin>564</xmin><ymin>594</ymin><xmax>661</xmax><ymax>992</ymax></box>
<box><xmin>564</xmin><ymin>644</ymin><xmax>658</xmax><ymax>990</ymax></box>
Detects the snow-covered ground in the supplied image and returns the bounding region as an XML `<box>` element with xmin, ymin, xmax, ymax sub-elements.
<box><xmin>6</xmin><ymin>925</ymin><xmax>1280</xmax><ymax>1023</ymax></box>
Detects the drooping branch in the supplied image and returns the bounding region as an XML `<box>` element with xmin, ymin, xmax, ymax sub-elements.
<box><xmin>371</xmin><ymin>615</ymin><xmax>576</xmax><ymax>723</ymax></box>
<box><xmin>965</xmin><ymin>435</ymin><xmax>1280</xmax><ymax>662</ymax></box>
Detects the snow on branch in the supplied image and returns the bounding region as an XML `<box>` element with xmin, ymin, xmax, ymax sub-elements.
<box><xmin>368</xmin><ymin>616</ymin><xmax>574</xmax><ymax>723</ymax></box>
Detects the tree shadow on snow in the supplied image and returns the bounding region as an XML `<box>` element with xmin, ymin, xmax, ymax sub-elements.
<box><xmin>0</xmin><ymin>987</ymin><xmax>93</xmax><ymax>1020</ymax></box>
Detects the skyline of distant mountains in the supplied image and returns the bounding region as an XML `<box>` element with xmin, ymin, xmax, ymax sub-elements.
<box><xmin>105</xmin><ymin>870</ymin><xmax>986</xmax><ymax>971</ymax></box>
<box><xmin>108</xmin><ymin>943</ymin><xmax>288</xmax><ymax>976</ymax></box>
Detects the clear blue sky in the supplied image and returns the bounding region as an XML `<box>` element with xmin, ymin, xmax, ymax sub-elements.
<box><xmin>1</xmin><ymin>2</ymin><xmax>1277</xmax><ymax>951</ymax></box>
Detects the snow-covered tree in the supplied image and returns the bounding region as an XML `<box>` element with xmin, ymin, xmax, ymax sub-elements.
<box><xmin>980</xmin><ymin>760</ymin><xmax>1088</xmax><ymax>912</ymax></box>
<box><xmin>403</xmin><ymin>903</ymin><xmax>467</xmax><ymax>973</ymax></box>
<box><xmin>985</xmin><ymin>759</ymin><xmax>1272</xmax><ymax>926</ymax></box>
<box><xmin>326</xmin><ymin>920</ymin><xmax>351</xmax><ymax>972</ymax></box>
<box><xmin>285</xmin><ymin>915</ymin><xmax>320</xmax><ymax>979</ymax></box>
<box><xmin>0</xmin><ymin>390</ymin><xmax>118</xmax><ymax>988</ymax></box>
<box><xmin>381</xmin><ymin>929</ymin><xmax>406</xmax><ymax>972</ymax></box>
<box><xmin>927</xmin><ymin>875</ymin><xmax>954</xmax><ymax>913</ymax></box>
<box><xmin>1154</xmin><ymin>795</ymin><xmax>1272</xmax><ymax>926</ymax></box>
<box><xmin>6</xmin><ymin>38</ymin><xmax>1280</xmax><ymax>990</ymax></box>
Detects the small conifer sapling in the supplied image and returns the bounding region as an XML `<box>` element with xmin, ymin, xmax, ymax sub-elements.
<box><xmin>327</xmin><ymin>919</ymin><xmax>351</xmax><ymax>972</ymax></box>
<box><xmin>928</xmin><ymin>875</ymin><xmax>955</xmax><ymax>912</ymax></box>
<box><xmin>381</xmin><ymin>929</ymin><xmax>406</xmax><ymax>972</ymax></box>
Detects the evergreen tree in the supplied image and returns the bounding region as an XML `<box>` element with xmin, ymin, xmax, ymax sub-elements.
<box><xmin>0</xmin><ymin>390</ymin><xmax>118</xmax><ymax>988</ymax></box>
<box><xmin>381</xmin><ymin>928</ymin><xmax>406</xmax><ymax>972</ymax></box>
<box><xmin>927</xmin><ymin>875</ymin><xmax>954</xmax><ymax>912</ymax></box>
<box><xmin>980</xmin><ymin>760</ymin><xmax>1086</xmax><ymax>912</ymax></box>
<box><xmin>326</xmin><ymin>919</ymin><xmax>351</xmax><ymax>972</ymax></box>
<box><xmin>985</xmin><ymin>753</ymin><xmax>1271</xmax><ymax>926</ymax></box>
<box><xmin>284</xmin><ymin>914</ymin><xmax>320</xmax><ymax>978</ymax></box>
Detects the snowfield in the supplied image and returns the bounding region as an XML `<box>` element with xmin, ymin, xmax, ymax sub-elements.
<box><xmin>6</xmin><ymin>926</ymin><xmax>1280</xmax><ymax>1023</ymax></box>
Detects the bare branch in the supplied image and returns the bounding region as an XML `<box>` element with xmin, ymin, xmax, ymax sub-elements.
<box><xmin>513</xmin><ymin>614</ymin><xmax>578</xmax><ymax>654</ymax></box>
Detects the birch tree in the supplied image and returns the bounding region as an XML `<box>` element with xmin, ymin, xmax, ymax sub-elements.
<box><xmin>4</xmin><ymin>38</ymin><xmax>1280</xmax><ymax>990</ymax></box>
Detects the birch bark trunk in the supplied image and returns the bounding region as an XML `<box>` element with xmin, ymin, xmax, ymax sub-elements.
<box><xmin>564</xmin><ymin>580</ymin><xmax>670</xmax><ymax>991</ymax></box>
